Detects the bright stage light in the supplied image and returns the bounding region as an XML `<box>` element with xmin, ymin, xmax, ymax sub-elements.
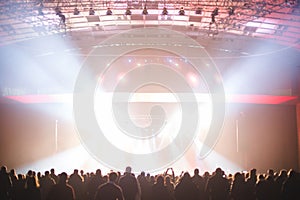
<box><xmin>188</xmin><ymin>73</ymin><xmax>198</xmax><ymax>86</ymax></box>
<box><xmin>6</xmin><ymin>29</ymin><xmax>234</xmax><ymax>175</ymax></box>
<box><xmin>16</xmin><ymin>146</ymin><xmax>110</xmax><ymax>175</ymax></box>
<box><xmin>16</xmin><ymin>142</ymin><xmax>241</xmax><ymax>175</ymax></box>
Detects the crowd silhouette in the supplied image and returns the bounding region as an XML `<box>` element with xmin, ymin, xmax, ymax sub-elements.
<box><xmin>1</xmin><ymin>165</ymin><xmax>300</xmax><ymax>200</ymax></box>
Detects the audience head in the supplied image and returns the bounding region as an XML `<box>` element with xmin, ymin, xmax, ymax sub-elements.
<box><xmin>103</xmin><ymin>175</ymin><xmax>108</xmax><ymax>182</ymax></box>
<box><xmin>288</xmin><ymin>169</ymin><xmax>297</xmax><ymax>178</ymax></box>
<box><xmin>234</xmin><ymin>172</ymin><xmax>243</xmax><ymax>182</ymax></box>
<box><xmin>250</xmin><ymin>168</ymin><xmax>257</xmax><ymax>176</ymax></box>
<box><xmin>258</xmin><ymin>174</ymin><xmax>265</xmax><ymax>180</ymax></box>
<box><xmin>18</xmin><ymin>174</ymin><xmax>25</xmax><ymax>180</ymax></box>
<box><xmin>203</xmin><ymin>171</ymin><xmax>210</xmax><ymax>178</ymax></box>
<box><xmin>125</xmin><ymin>166</ymin><xmax>132</xmax><ymax>174</ymax></box>
<box><xmin>10</xmin><ymin>169</ymin><xmax>16</xmax><ymax>175</ymax></box>
<box><xmin>27</xmin><ymin>170</ymin><xmax>33</xmax><ymax>177</ymax></box>
<box><xmin>215</xmin><ymin>168</ymin><xmax>223</xmax><ymax>176</ymax></box>
<box><xmin>58</xmin><ymin>172</ymin><xmax>68</xmax><ymax>184</ymax></box>
<box><xmin>279</xmin><ymin>169</ymin><xmax>287</xmax><ymax>178</ymax></box>
<box><xmin>108</xmin><ymin>172</ymin><xmax>118</xmax><ymax>182</ymax></box>
<box><xmin>156</xmin><ymin>175</ymin><xmax>164</xmax><ymax>185</ymax></box>
<box><xmin>25</xmin><ymin>176</ymin><xmax>39</xmax><ymax>189</ymax></box>
<box><xmin>74</xmin><ymin>169</ymin><xmax>79</xmax><ymax>174</ymax></box>
<box><xmin>1</xmin><ymin>165</ymin><xmax>7</xmax><ymax>173</ymax></box>
<box><xmin>181</xmin><ymin>172</ymin><xmax>191</xmax><ymax>182</ymax></box>
<box><xmin>96</xmin><ymin>169</ymin><xmax>102</xmax><ymax>176</ymax></box>
<box><xmin>267</xmin><ymin>169</ymin><xmax>274</xmax><ymax>177</ymax></box>
<box><xmin>165</xmin><ymin>175</ymin><xmax>171</xmax><ymax>183</ymax></box>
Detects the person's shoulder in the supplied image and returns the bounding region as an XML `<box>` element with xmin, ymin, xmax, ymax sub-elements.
<box><xmin>66</xmin><ymin>183</ymin><xmax>75</xmax><ymax>190</ymax></box>
<box><xmin>129</xmin><ymin>173</ymin><xmax>136</xmax><ymax>178</ymax></box>
<box><xmin>98</xmin><ymin>182</ymin><xmax>110</xmax><ymax>188</ymax></box>
<box><xmin>113</xmin><ymin>182</ymin><xmax>123</xmax><ymax>190</ymax></box>
<box><xmin>50</xmin><ymin>184</ymin><xmax>59</xmax><ymax>190</ymax></box>
<box><xmin>100</xmin><ymin>182</ymin><xmax>122</xmax><ymax>191</ymax></box>
<box><xmin>120</xmin><ymin>173</ymin><xmax>134</xmax><ymax>179</ymax></box>
<box><xmin>120</xmin><ymin>174</ymin><xmax>137</xmax><ymax>184</ymax></box>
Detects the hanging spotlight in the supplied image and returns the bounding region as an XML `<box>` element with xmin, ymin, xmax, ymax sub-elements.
<box><xmin>73</xmin><ymin>7</ymin><xmax>80</xmax><ymax>15</ymax></box>
<box><xmin>228</xmin><ymin>7</ymin><xmax>235</xmax><ymax>16</ymax></box>
<box><xmin>58</xmin><ymin>13</ymin><xmax>66</xmax><ymax>25</ymax></box>
<box><xmin>89</xmin><ymin>8</ymin><xmax>95</xmax><ymax>15</ymax></box>
<box><xmin>162</xmin><ymin>7</ymin><xmax>168</xmax><ymax>15</ymax></box>
<box><xmin>106</xmin><ymin>7</ymin><xmax>112</xmax><ymax>15</ymax></box>
<box><xmin>55</xmin><ymin>7</ymin><xmax>61</xmax><ymax>15</ymax></box>
<box><xmin>195</xmin><ymin>7</ymin><xmax>202</xmax><ymax>15</ymax></box>
<box><xmin>37</xmin><ymin>2</ymin><xmax>44</xmax><ymax>16</ymax></box>
<box><xmin>212</xmin><ymin>7</ymin><xmax>219</xmax><ymax>16</ymax></box>
<box><xmin>142</xmin><ymin>6</ymin><xmax>148</xmax><ymax>15</ymax></box>
<box><xmin>179</xmin><ymin>7</ymin><xmax>185</xmax><ymax>15</ymax></box>
<box><xmin>125</xmin><ymin>7</ymin><xmax>132</xmax><ymax>15</ymax></box>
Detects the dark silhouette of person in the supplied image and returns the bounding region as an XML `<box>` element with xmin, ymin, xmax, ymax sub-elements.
<box><xmin>87</xmin><ymin>169</ymin><xmax>106</xmax><ymax>200</ymax></box>
<box><xmin>80</xmin><ymin>170</ymin><xmax>87</xmax><ymax>182</ymax></box>
<box><xmin>80</xmin><ymin>170</ymin><xmax>89</xmax><ymax>200</ymax></box>
<box><xmin>68</xmin><ymin>169</ymin><xmax>84</xmax><ymax>200</ymax></box>
<box><xmin>39</xmin><ymin>171</ymin><xmax>55</xmax><ymax>200</ymax></box>
<box><xmin>9</xmin><ymin>169</ymin><xmax>18</xmax><ymax>187</ymax></box>
<box><xmin>149</xmin><ymin>175</ymin><xmax>155</xmax><ymax>186</ymax></box>
<box><xmin>49</xmin><ymin>168</ymin><xmax>58</xmax><ymax>184</ymax></box>
<box><xmin>94</xmin><ymin>172</ymin><xmax>124</xmax><ymax>200</ymax></box>
<box><xmin>15</xmin><ymin>174</ymin><xmax>26</xmax><ymax>200</ymax></box>
<box><xmin>230</xmin><ymin>172</ymin><xmax>246</xmax><ymax>200</ymax></box>
<box><xmin>0</xmin><ymin>166</ymin><xmax>12</xmax><ymax>200</ymax></box>
<box><xmin>191</xmin><ymin>168</ymin><xmax>206</xmax><ymax>200</ymax></box>
<box><xmin>275</xmin><ymin>169</ymin><xmax>288</xmax><ymax>199</ymax></box>
<box><xmin>175</xmin><ymin>172</ymin><xmax>199</xmax><ymax>200</ymax></box>
<box><xmin>46</xmin><ymin>172</ymin><xmax>75</xmax><ymax>200</ymax></box>
<box><xmin>9</xmin><ymin>169</ymin><xmax>18</xmax><ymax>200</ymax></box>
<box><xmin>25</xmin><ymin>176</ymin><xmax>41</xmax><ymax>200</ymax></box>
<box><xmin>265</xmin><ymin>170</ymin><xmax>277</xmax><ymax>200</ymax></box>
<box><xmin>282</xmin><ymin>169</ymin><xmax>300</xmax><ymax>200</ymax></box>
<box><xmin>5</xmin><ymin>166</ymin><xmax>300</xmax><ymax>200</ymax></box>
<box><xmin>118</xmin><ymin>166</ymin><xmax>141</xmax><ymax>200</ymax></box>
<box><xmin>256</xmin><ymin>174</ymin><xmax>268</xmax><ymax>200</ymax></box>
<box><xmin>203</xmin><ymin>171</ymin><xmax>210</xmax><ymax>185</ymax></box>
<box><xmin>205</xmin><ymin>168</ymin><xmax>230</xmax><ymax>200</ymax></box>
<box><xmin>164</xmin><ymin>175</ymin><xmax>175</xmax><ymax>199</ymax></box>
<box><xmin>243</xmin><ymin>168</ymin><xmax>257</xmax><ymax>200</ymax></box>
<box><xmin>137</xmin><ymin>171</ymin><xmax>152</xmax><ymax>200</ymax></box>
<box><xmin>152</xmin><ymin>175</ymin><xmax>172</xmax><ymax>200</ymax></box>
<box><xmin>164</xmin><ymin>168</ymin><xmax>176</xmax><ymax>183</ymax></box>
<box><xmin>37</xmin><ymin>172</ymin><xmax>42</xmax><ymax>180</ymax></box>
